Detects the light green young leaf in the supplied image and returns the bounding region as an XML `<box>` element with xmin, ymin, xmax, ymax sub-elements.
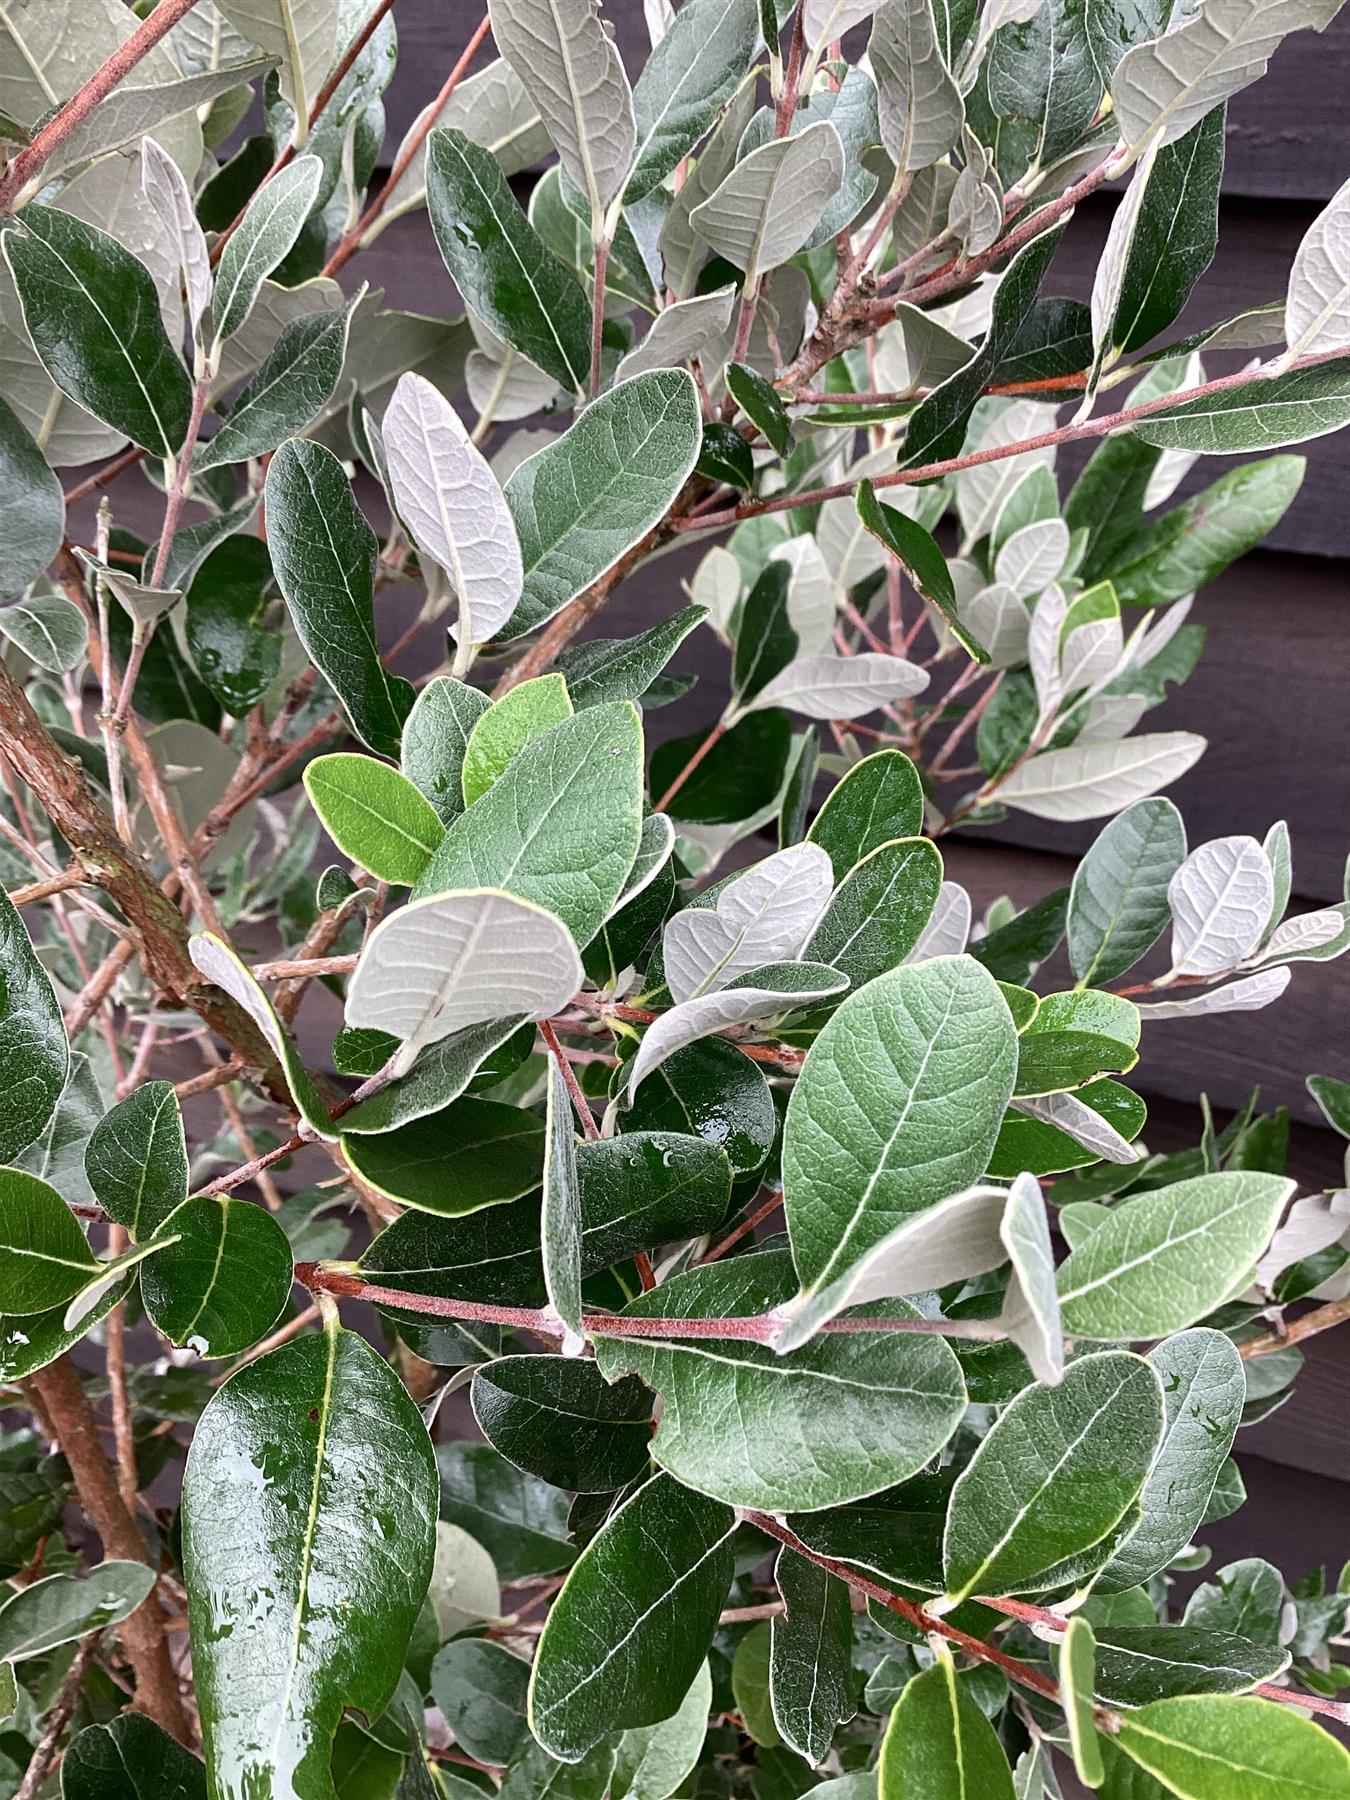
<box><xmin>611</xmin><ymin>1661</ymin><xmax>712</xmax><ymax>1800</ymax></box>
<box><xmin>688</xmin><ymin>121</ymin><xmax>846</xmax><ymax>282</ymax></box>
<box><xmin>0</xmin><ymin>1563</ymin><xmax>156</xmax><ymax>1663</ymax></box>
<box><xmin>770</xmin><ymin>1550</ymin><xmax>855</xmax><ymax>1764</ymax></box>
<box><xmin>663</xmin><ymin>842</ymin><xmax>835</xmax><ymax>1003</ymax></box>
<box><xmin>942</xmin><ymin>1351</ymin><xmax>1163</xmax><ymax>1603</ymax></box>
<box><xmin>1285</xmin><ymin>175</ymin><xmax>1350</xmax><ymax>357</ymax></box>
<box><xmin>462</xmin><ymin>675</ymin><xmax>573</xmax><ymax>805</ymax></box>
<box><xmin>214</xmin><ymin>0</ymin><xmax>338</xmax><ymax>138</ymax></box>
<box><xmin>878</xmin><ymin>1647</ymin><xmax>1015</xmax><ymax>1799</ymax></box>
<box><xmin>3</xmin><ymin>205</ymin><xmax>192</xmax><ymax>458</ymax></box>
<box><xmin>869</xmin><ymin>0</ymin><xmax>965</xmax><ymax>175</ymax></box>
<box><xmin>542</xmin><ymin>1056</ymin><xmax>584</xmax><ymax>1349</ymax></box>
<box><xmin>1096</xmin><ymin>1328</ymin><xmax>1246</xmax><ymax>1591</ymax></box>
<box><xmin>415</xmin><ymin>702</ymin><xmax>643</xmax><ymax>947</ymax></box>
<box><xmin>304</xmin><ymin>753</ymin><xmax>445</xmax><ymax>887</ymax></box>
<box><xmin>183</xmin><ymin>1325</ymin><xmax>438</xmax><ymax>1800</ymax></box>
<box><xmin>502</xmin><ymin>370</ymin><xmax>702</xmax><ymax>638</ymax></box>
<box><xmin>1112</xmin><ymin>1695</ymin><xmax>1350</xmax><ymax>1799</ymax></box>
<box><xmin>189</xmin><ymin>933</ymin><xmax>336</xmax><ymax>1137</ymax></box>
<box><xmin>783</xmin><ymin>956</ymin><xmax>1018</xmax><ymax>1300</ymax></box>
<box><xmin>488</xmin><ymin>0</ymin><xmax>636</xmax><ymax>219</ymax></box>
<box><xmin>1057</xmin><ymin>1171</ymin><xmax>1293</xmax><ymax>1340</ymax></box>
<box><xmin>265</xmin><ymin>437</ymin><xmax>415</xmax><ymax>759</ymax></box>
<box><xmin>1060</xmin><ymin>1616</ymin><xmax>1105</xmax><ymax>1789</ymax></box>
<box><xmin>1068</xmin><ymin>798</ymin><xmax>1187</xmax><ymax>986</ymax></box>
<box><xmin>383</xmin><ymin>371</ymin><xmax>524</xmax><ymax>654</ymax></box>
<box><xmin>211</xmin><ymin>156</ymin><xmax>324</xmax><ymax>347</ymax></box>
<box><xmin>345</xmin><ymin>888</ymin><xmax>582</xmax><ymax>1075</ymax></box>
<box><xmin>529</xmin><ymin>1474</ymin><xmax>737</xmax><ymax>1761</ymax></box>
<box><xmin>595</xmin><ymin>1249</ymin><xmax>967</xmax><ymax>1512</ymax></box>
<box><xmin>998</xmin><ymin>733</ymin><xmax>1206</xmax><ymax>822</ymax></box>
<box><xmin>84</xmin><ymin>1080</ymin><xmax>187</xmax><ymax>1242</ymax></box>
<box><xmin>1111</xmin><ymin>0</ymin><xmax>1344</xmax><ymax>153</ymax></box>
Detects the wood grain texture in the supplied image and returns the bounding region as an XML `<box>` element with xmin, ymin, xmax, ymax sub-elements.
<box><xmin>381</xmin><ymin>0</ymin><xmax>1350</xmax><ymax>200</ymax></box>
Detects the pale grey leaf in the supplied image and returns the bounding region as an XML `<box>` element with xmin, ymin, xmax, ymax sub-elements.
<box><xmin>615</xmin><ymin>286</ymin><xmax>737</xmax><ymax>382</ymax></box>
<box><xmin>870</xmin><ymin>0</ymin><xmax>965</xmax><ymax>174</ymax></box>
<box><xmin>1111</xmin><ymin>0</ymin><xmax>1345</xmax><ymax>153</ymax></box>
<box><xmin>999</xmin><ymin>1172</ymin><xmax>1064</xmax><ymax>1386</ymax></box>
<box><xmin>872</xmin><ymin>303</ymin><xmax>975</xmax><ymax>396</ymax></box>
<box><xmin>1286</xmin><ymin>175</ymin><xmax>1350</xmax><ymax>356</ymax></box>
<box><xmin>1255</xmin><ymin>1189</ymin><xmax>1350</xmax><ymax>1289</ymax></box>
<box><xmin>1167</xmin><ymin>835</ymin><xmax>1274</xmax><ymax>977</ymax></box>
<box><xmin>688</xmin><ymin>120</ymin><xmax>846</xmax><ymax>281</ymax></box>
<box><xmin>744</xmin><ymin>652</ymin><xmax>930</xmax><ymax>720</ymax></box>
<box><xmin>214</xmin><ymin>0</ymin><xmax>337</xmax><ymax>137</ymax></box>
<box><xmin>659</xmin><ymin>74</ymin><xmax>758</xmax><ymax>298</ymax></box>
<box><xmin>1135</xmin><ymin>966</ymin><xmax>1292</xmax><ymax>1019</ymax></box>
<box><xmin>140</xmin><ymin>136</ymin><xmax>213</xmax><ymax>342</ymax></box>
<box><xmin>542</xmin><ymin>1058</ymin><xmax>584</xmax><ymax>1349</ymax></box>
<box><xmin>993</xmin><ymin>519</ymin><xmax>1070</xmax><ymax>598</ymax></box>
<box><xmin>383</xmin><ymin>372</ymin><xmax>523</xmax><ymax>651</ymax></box>
<box><xmin>904</xmin><ymin>882</ymin><xmax>971</xmax><ymax>961</ymax></box>
<box><xmin>488</xmin><ymin>0</ymin><xmax>636</xmax><ymax>217</ymax></box>
<box><xmin>770</xmin><ymin>538</ymin><xmax>836</xmax><ymax>657</ymax></box>
<box><xmin>72</xmin><ymin>551</ymin><xmax>180</xmax><ymax>629</ymax></box>
<box><xmin>1013</xmin><ymin>1092</ymin><xmax>1143</xmax><ymax>1164</ymax></box>
<box><xmin>345</xmin><ymin>888</ymin><xmax>583</xmax><ymax>1073</ymax></box>
<box><xmin>805</xmin><ymin>0</ymin><xmax>885</xmax><ymax>46</ymax></box>
<box><xmin>663</xmin><ymin>844</ymin><xmax>835</xmax><ymax>1004</ymax></box>
<box><xmin>48</xmin><ymin>56</ymin><xmax>273</xmax><ymax>186</ymax></box>
<box><xmin>189</xmin><ymin>933</ymin><xmax>334</xmax><ymax>1137</ymax></box>
<box><xmin>0</xmin><ymin>591</ymin><xmax>87</xmax><ymax>673</ymax></box>
<box><xmin>998</xmin><ymin>733</ymin><xmax>1206</xmax><ymax>822</ymax></box>
<box><xmin>1245</xmin><ymin>905</ymin><xmax>1350</xmax><ymax>967</ymax></box>
<box><xmin>956</xmin><ymin>583</ymin><xmax>1031</xmax><ymax>668</ymax></box>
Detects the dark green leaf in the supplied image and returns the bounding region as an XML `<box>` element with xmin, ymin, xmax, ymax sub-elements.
<box><xmin>361</xmin><ymin>1194</ymin><xmax>546</xmax><ymax>1310</ymax></box>
<box><xmin>1067</xmin><ymin>799</ymin><xmax>1186</xmax><ymax>986</ymax></box>
<box><xmin>1107</xmin><ymin>457</ymin><xmax>1304</xmax><ymax>606</ymax></box>
<box><xmin>430</xmin><ymin>1638</ymin><xmax>530</xmax><ymax>1768</ymax></box>
<box><xmin>183</xmin><ymin>1326</ymin><xmax>438</xmax><ymax>1800</ymax></box>
<box><xmin>437</xmin><ymin>1441</ymin><xmax>576</xmax><ymax>1580</ymax></box>
<box><xmin>770</xmin><ymin>1550</ymin><xmax>854</xmax><ymax>1763</ymax></box>
<box><xmin>878</xmin><ymin>1650</ymin><xmax>1015</xmax><ymax>1799</ymax></box>
<box><xmin>649</xmin><ymin>709</ymin><xmax>793</xmax><ymax>825</ymax></box>
<box><xmin>61</xmin><ymin>1714</ymin><xmax>207</xmax><ymax>1800</ymax></box>
<box><xmin>806</xmin><ymin>749</ymin><xmax>924</xmax><ymax>882</ymax></box>
<box><xmin>2</xmin><ymin>205</ymin><xmax>191</xmax><ymax>457</ymax></box>
<box><xmin>699</xmin><ymin>420</ymin><xmax>756</xmax><ymax>489</ymax></box>
<box><xmin>400</xmin><ymin>676</ymin><xmax>490</xmax><ymax>827</ymax></box>
<box><xmin>627</xmin><ymin>0</ymin><xmax>761</xmax><ymax>201</ymax></box>
<box><xmin>529</xmin><ymin>1473</ymin><xmax>737</xmax><ymax>1761</ymax></box>
<box><xmin>989</xmin><ymin>1079</ymin><xmax>1146</xmax><ymax>1177</ymax></box>
<box><xmin>727</xmin><ymin>362</ymin><xmax>793</xmax><ymax>456</ymax></box>
<box><xmin>968</xmin><ymin>887</ymin><xmax>1070</xmax><ymax>985</ymax></box>
<box><xmin>855</xmin><ymin>481</ymin><xmax>982</xmax><ymax>659</ymax></box>
<box><xmin>995</xmin><ymin>295</ymin><xmax>1093</xmax><ymax>385</ymax></box>
<box><xmin>141</xmin><ymin>1195</ymin><xmax>294</xmax><ymax>1359</ymax></box>
<box><xmin>0</xmin><ymin>891</ymin><xmax>69</xmax><ymax>1164</ymax></box>
<box><xmin>577</xmin><ymin>1132</ymin><xmax>733</xmax><ymax>1275</ymax></box>
<box><xmin>805</xmin><ymin>837</ymin><xmax>943</xmax><ymax>988</ymax></box>
<box><xmin>1113</xmin><ymin>109</ymin><xmax>1224</xmax><ymax>353</ymax></box>
<box><xmin>196</xmin><ymin>295</ymin><xmax>359</xmax><ymax>470</ymax></box>
<box><xmin>1183</xmin><ymin>1559</ymin><xmax>1285</xmax><ymax>1644</ymax></box>
<box><xmin>622</xmin><ymin>1038</ymin><xmax>776</xmax><ymax>1178</ymax></box>
<box><xmin>988</xmin><ymin>0</ymin><xmax>1099</xmax><ymax>165</ymax></box>
<box><xmin>266</xmin><ymin>438</ymin><xmax>415</xmax><ymax>758</ymax></box>
<box><xmin>183</xmin><ymin>533</ymin><xmax>282</xmax><ymax>715</ymax></box>
<box><xmin>426</xmin><ymin>127</ymin><xmax>590</xmax><ymax>395</ymax></box>
<box><xmin>0</xmin><ymin>394</ymin><xmax>63</xmax><ymax>594</ymax></box>
<box><xmin>1133</xmin><ymin>357</ymin><xmax>1350</xmax><ymax>454</ymax></box>
<box><xmin>339</xmin><ymin>1018</ymin><xmax>529</xmax><ymax>1136</ymax></box>
<box><xmin>0</xmin><ymin>1166</ymin><xmax>97</xmax><ymax>1314</ymax></box>
<box><xmin>472</xmin><ymin>1355</ymin><xmax>653</xmax><ymax>1492</ymax></box>
<box><xmin>734</xmin><ymin>561</ymin><xmax>797</xmax><ymax>702</ymax></box>
<box><xmin>559</xmin><ymin>606</ymin><xmax>706</xmax><ymax>710</ymax></box>
<box><xmin>1084</xmin><ymin>0</ymin><xmax>1170</xmax><ymax>84</ymax></box>
<box><xmin>1089</xmin><ymin>1626</ymin><xmax>1289</xmax><ymax>1705</ymax></box>
<box><xmin>345</xmin><ymin>1098</ymin><xmax>544</xmax><ymax>1216</ymax></box>
<box><xmin>82</xmin><ymin>1085</ymin><xmax>183</xmax><ymax>1245</ymax></box>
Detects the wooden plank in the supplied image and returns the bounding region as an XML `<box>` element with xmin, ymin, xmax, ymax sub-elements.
<box><xmin>379</xmin><ymin>1</ymin><xmax>1350</xmax><ymax>201</ymax></box>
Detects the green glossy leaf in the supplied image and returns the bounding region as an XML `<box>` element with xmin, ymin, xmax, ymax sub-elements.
<box><xmin>472</xmin><ymin>1355</ymin><xmax>653</xmax><ymax>1492</ymax></box>
<box><xmin>612</xmin><ymin>1660</ymin><xmax>712</xmax><ymax>1800</ymax></box>
<box><xmin>1133</xmin><ymin>357</ymin><xmax>1350</xmax><ymax>453</ymax></box>
<box><xmin>1108</xmin><ymin>458</ymin><xmax>1304</xmax><ymax>606</ymax></box>
<box><xmin>1061</xmin><ymin>1615</ymin><xmax>1106</xmax><ymax>1789</ymax></box>
<box><xmin>805</xmin><ymin>837</ymin><xmax>944</xmax><ymax>990</ymax></box>
<box><xmin>1112</xmin><ymin>110</ymin><xmax>1225</xmax><ymax>355</ymax></box>
<box><xmin>528</xmin><ymin>1473</ymin><xmax>737</xmax><ymax>1761</ymax></box>
<box><xmin>502</xmin><ymin>371</ymin><xmax>702</xmax><ymax>639</ymax></box>
<box><xmin>626</xmin><ymin>0</ymin><xmax>760</xmax><ymax>202</ymax></box>
<box><xmin>61</xmin><ymin>1713</ymin><xmax>207</xmax><ymax>1800</ymax></box>
<box><xmin>992</xmin><ymin>1081</ymin><xmax>1146</xmax><ymax>1178</ymax></box>
<box><xmin>783</xmin><ymin>956</ymin><xmax>1018</xmax><ymax>1298</ymax></box>
<box><xmin>0</xmin><ymin>1166</ymin><xmax>97</xmax><ymax>1314</ymax></box>
<box><xmin>878</xmin><ymin>1648</ymin><xmax>1015</xmax><ymax>1799</ymax></box>
<box><xmin>580</xmin><ymin>1131</ymin><xmax>731</xmax><ymax>1273</ymax></box>
<box><xmin>140</xmin><ymin>1195</ymin><xmax>294</xmax><ymax>1359</ymax></box>
<box><xmin>1068</xmin><ymin>799</ymin><xmax>1187</xmax><ymax>986</ymax></box>
<box><xmin>183</xmin><ymin>1325</ymin><xmax>439</xmax><ymax>1800</ymax></box>
<box><xmin>650</xmin><ymin>708</ymin><xmax>793</xmax><ymax>826</ymax></box>
<box><xmin>304</xmin><ymin>754</ymin><xmax>444</xmax><ymax>886</ymax></box>
<box><xmin>2</xmin><ymin>205</ymin><xmax>191</xmax><ymax>457</ymax></box>
<box><xmin>462</xmin><ymin>675</ymin><xmax>573</xmax><ymax>805</ymax></box>
<box><xmin>770</xmin><ymin>1549</ymin><xmax>854</xmax><ymax>1763</ymax></box>
<box><xmin>856</xmin><ymin>482</ymin><xmax>983</xmax><ymax>660</ymax></box>
<box><xmin>183</xmin><ymin>534</ymin><xmax>282</xmax><ymax>715</ymax></box>
<box><xmin>344</xmin><ymin>1098</ymin><xmax>544</xmax><ymax>1215</ymax></box>
<box><xmin>558</xmin><ymin>605</ymin><xmax>706</xmax><ymax>710</ymax></box>
<box><xmin>942</xmin><ymin>1351</ymin><xmax>1164</xmax><ymax>1603</ymax></box>
<box><xmin>437</xmin><ymin>1441</ymin><xmax>576</xmax><ymax>1580</ymax></box>
<box><xmin>594</xmin><ymin>1249</ymin><xmax>966</xmax><ymax>1512</ymax></box>
<box><xmin>426</xmin><ymin>127</ymin><xmax>590</xmax><ymax>395</ymax></box>
<box><xmin>430</xmin><ymin>1637</ymin><xmax>530</xmax><ymax>1768</ymax></box>
<box><xmin>0</xmin><ymin>395</ymin><xmax>63</xmax><ymax>594</ymax></box>
<box><xmin>0</xmin><ymin>1561</ymin><xmax>155</xmax><ymax>1661</ymax></box>
<box><xmin>1057</xmin><ymin>1172</ymin><xmax>1293</xmax><ymax>1340</ymax></box>
<box><xmin>266</xmin><ymin>438</ymin><xmax>415</xmax><ymax>759</ymax></box>
<box><xmin>211</xmin><ymin>157</ymin><xmax>324</xmax><ymax>345</ymax></box>
<box><xmin>621</xmin><ymin>1039</ymin><xmax>776</xmax><ymax>1178</ymax></box>
<box><xmin>0</xmin><ymin>889</ymin><xmax>69</xmax><ymax>1162</ymax></box>
<box><xmin>1089</xmin><ymin>1626</ymin><xmax>1289</xmax><ymax>1705</ymax></box>
<box><xmin>196</xmin><ymin>294</ymin><xmax>358</xmax><ymax>469</ymax></box>
<box><xmin>726</xmin><ymin>362</ymin><xmax>792</xmax><ymax>457</ymax></box>
<box><xmin>1097</xmin><ymin>1328</ymin><xmax>1246</xmax><ymax>1591</ymax></box>
<box><xmin>806</xmin><ymin>750</ymin><xmax>924</xmax><ymax>883</ymax></box>
<box><xmin>0</xmin><ymin>1267</ymin><xmax>135</xmax><ymax>1382</ymax></box>
<box><xmin>400</xmin><ymin>676</ymin><xmax>490</xmax><ymax>826</ymax></box>
<box><xmin>1111</xmin><ymin>1695</ymin><xmax>1350</xmax><ymax>1799</ymax></box>
<box><xmin>415</xmin><ymin>704</ymin><xmax>644</xmax><ymax>947</ymax></box>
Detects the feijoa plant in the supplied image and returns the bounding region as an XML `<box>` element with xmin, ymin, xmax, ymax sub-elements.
<box><xmin>0</xmin><ymin>0</ymin><xmax>1348</xmax><ymax>1793</ymax></box>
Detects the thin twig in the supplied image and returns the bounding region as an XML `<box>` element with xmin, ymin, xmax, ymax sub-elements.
<box><xmin>541</xmin><ymin>1020</ymin><xmax>602</xmax><ymax>1141</ymax></box>
<box><xmin>13</xmin><ymin>1634</ymin><xmax>101</xmax><ymax>1800</ymax></box>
